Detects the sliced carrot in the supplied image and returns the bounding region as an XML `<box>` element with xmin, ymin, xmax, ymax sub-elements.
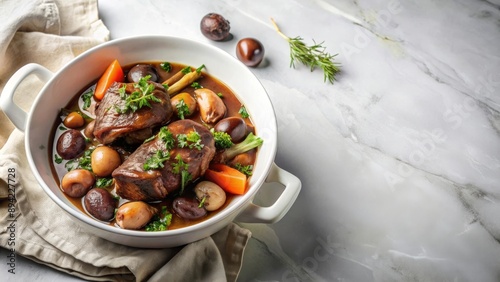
<box><xmin>94</xmin><ymin>59</ymin><xmax>124</xmax><ymax>100</ymax></box>
<box><xmin>204</xmin><ymin>164</ymin><xmax>247</xmax><ymax>195</ymax></box>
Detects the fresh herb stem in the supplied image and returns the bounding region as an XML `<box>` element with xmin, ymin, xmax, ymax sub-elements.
<box><xmin>270</xmin><ymin>18</ymin><xmax>340</xmax><ymax>84</ymax></box>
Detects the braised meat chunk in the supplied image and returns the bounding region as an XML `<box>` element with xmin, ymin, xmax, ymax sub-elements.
<box><xmin>112</xmin><ymin>120</ymin><xmax>216</xmax><ymax>201</ymax></box>
<box><xmin>93</xmin><ymin>81</ymin><xmax>173</xmax><ymax>144</ymax></box>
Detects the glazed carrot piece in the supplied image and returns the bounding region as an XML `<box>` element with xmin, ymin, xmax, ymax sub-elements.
<box><xmin>204</xmin><ymin>164</ymin><xmax>247</xmax><ymax>195</ymax></box>
<box><xmin>94</xmin><ymin>59</ymin><xmax>124</xmax><ymax>100</ymax></box>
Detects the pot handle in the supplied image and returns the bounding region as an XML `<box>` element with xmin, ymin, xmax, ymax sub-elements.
<box><xmin>236</xmin><ymin>163</ymin><xmax>301</xmax><ymax>224</ymax></box>
<box><xmin>0</xmin><ymin>63</ymin><xmax>53</xmax><ymax>132</ymax></box>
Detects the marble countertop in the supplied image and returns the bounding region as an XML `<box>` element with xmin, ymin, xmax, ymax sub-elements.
<box><xmin>2</xmin><ymin>0</ymin><xmax>500</xmax><ymax>281</ymax></box>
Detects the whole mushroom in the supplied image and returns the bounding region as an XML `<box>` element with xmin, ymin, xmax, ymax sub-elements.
<box><xmin>115</xmin><ymin>201</ymin><xmax>157</xmax><ymax>230</ymax></box>
<box><xmin>194</xmin><ymin>88</ymin><xmax>226</xmax><ymax>124</ymax></box>
<box><xmin>236</xmin><ymin>38</ymin><xmax>265</xmax><ymax>67</ymax></box>
<box><xmin>60</xmin><ymin>169</ymin><xmax>95</xmax><ymax>198</ymax></box>
<box><xmin>200</xmin><ymin>13</ymin><xmax>231</xmax><ymax>41</ymax></box>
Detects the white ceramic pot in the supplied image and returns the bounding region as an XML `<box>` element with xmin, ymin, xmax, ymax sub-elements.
<box><xmin>0</xmin><ymin>36</ymin><xmax>301</xmax><ymax>248</ymax></box>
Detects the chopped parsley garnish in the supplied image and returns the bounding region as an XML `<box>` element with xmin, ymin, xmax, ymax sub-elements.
<box><xmin>143</xmin><ymin>150</ymin><xmax>171</xmax><ymax>170</ymax></box>
<box><xmin>177</xmin><ymin>131</ymin><xmax>203</xmax><ymax>150</ymax></box>
<box><xmin>158</xmin><ymin>127</ymin><xmax>175</xmax><ymax>149</ymax></box>
<box><xmin>143</xmin><ymin>134</ymin><xmax>156</xmax><ymax>144</ymax></box>
<box><xmin>172</xmin><ymin>154</ymin><xmax>191</xmax><ymax>195</ymax></box>
<box><xmin>59</xmin><ymin>125</ymin><xmax>67</xmax><ymax>131</ymax></box>
<box><xmin>181</xmin><ymin>66</ymin><xmax>192</xmax><ymax>74</ymax></box>
<box><xmin>117</xmin><ymin>75</ymin><xmax>161</xmax><ymax>113</ymax></box>
<box><xmin>145</xmin><ymin>206</ymin><xmax>172</xmax><ymax>231</ymax></box>
<box><xmin>143</xmin><ymin>127</ymin><xmax>175</xmax><ymax>149</ymax></box>
<box><xmin>211</xmin><ymin>129</ymin><xmax>233</xmax><ymax>149</ymax></box>
<box><xmin>65</xmin><ymin>148</ymin><xmax>94</xmax><ymax>171</ymax></box>
<box><xmin>198</xmin><ymin>196</ymin><xmax>207</xmax><ymax>208</ymax></box>
<box><xmin>217</xmin><ymin>92</ymin><xmax>223</xmax><ymax>98</ymax></box>
<box><xmin>234</xmin><ymin>164</ymin><xmax>254</xmax><ymax>176</ymax></box>
<box><xmin>81</xmin><ymin>89</ymin><xmax>94</xmax><ymax>110</ymax></box>
<box><xmin>160</xmin><ymin>62</ymin><xmax>172</xmax><ymax>72</ymax></box>
<box><xmin>196</xmin><ymin>64</ymin><xmax>205</xmax><ymax>74</ymax></box>
<box><xmin>96</xmin><ymin>177</ymin><xmax>113</xmax><ymax>187</ymax></box>
<box><xmin>190</xmin><ymin>82</ymin><xmax>203</xmax><ymax>89</ymax></box>
<box><xmin>175</xmin><ymin>99</ymin><xmax>190</xmax><ymax>120</ymax></box>
<box><xmin>239</xmin><ymin>105</ymin><xmax>249</xmax><ymax>118</ymax></box>
<box><xmin>172</xmin><ymin>154</ymin><xmax>188</xmax><ymax>174</ymax></box>
<box><xmin>54</xmin><ymin>154</ymin><xmax>63</xmax><ymax>164</ymax></box>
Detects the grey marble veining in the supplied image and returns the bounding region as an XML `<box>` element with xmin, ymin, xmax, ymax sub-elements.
<box><xmin>2</xmin><ymin>0</ymin><xmax>499</xmax><ymax>281</ymax></box>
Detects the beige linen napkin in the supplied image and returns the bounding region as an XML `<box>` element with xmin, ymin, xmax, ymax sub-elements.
<box><xmin>0</xmin><ymin>0</ymin><xmax>251</xmax><ymax>281</ymax></box>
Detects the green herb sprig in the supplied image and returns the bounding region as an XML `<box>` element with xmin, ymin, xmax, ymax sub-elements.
<box><xmin>145</xmin><ymin>206</ymin><xmax>172</xmax><ymax>231</ymax></box>
<box><xmin>158</xmin><ymin>127</ymin><xmax>176</xmax><ymax>149</ymax></box>
<box><xmin>239</xmin><ymin>105</ymin><xmax>249</xmax><ymax>118</ymax></box>
<box><xmin>65</xmin><ymin>148</ymin><xmax>94</xmax><ymax>171</ymax></box>
<box><xmin>177</xmin><ymin>131</ymin><xmax>204</xmax><ymax>150</ymax></box>
<box><xmin>234</xmin><ymin>164</ymin><xmax>254</xmax><ymax>176</ymax></box>
<box><xmin>173</xmin><ymin>154</ymin><xmax>191</xmax><ymax>195</ymax></box>
<box><xmin>271</xmin><ymin>18</ymin><xmax>340</xmax><ymax>84</ymax></box>
<box><xmin>118</xmin><ymin>75</ymin><xmax>161</xmax><ymax>113</ymax></box>
<box><xmin>81</xmin><ymin>89</ymin><xmax>94</xmax><ymax>110</ymax></box>
<box><xmin>175</xmin><ymin>99</ymin><xmax>191</xmax><ymax>120</ymax></box>
<box><xmin>160</xmin><ymin>62</ymin><xmax>172</xmax><ymax>72</ymax></box>
<box><xmin>96</xmin><ymin>177</ymin><xmax>114</xmax><ymax>187</ymax></box>
<box><xmin>143</xmin><ymin>150</ymin><xmax>171</xmax><ymax>171</ymax></box>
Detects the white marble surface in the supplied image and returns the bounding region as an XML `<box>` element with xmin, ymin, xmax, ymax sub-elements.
<box><xmin>2</xmin><ymin>0</ymin><xmax>500</xmax><ymax>281</ymax></box>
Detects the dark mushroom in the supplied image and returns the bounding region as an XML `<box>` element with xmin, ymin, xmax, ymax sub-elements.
<box><xmin>84</xmin><ymin>188</ymin><xmax>117</xmax><ymax>221</ymax></box>
<box><xmin>236</xmin><ymin>38</ymin><xmax>265</xmax><ymax>67</ymax></box>
<box><xmin>173</xmin><ymin>197</ymin><xmax>207</xmax><ymax>220</ymax></box>
<box><xmin>200</xmin><ymin>13</ymin><xmax>231</xmax><ymax>41</ymax></box>
<box><xmin>127</xmin><ymin>64</ymin><xmax>159</xmax><ymax>83</ymax></box>
<box><xmin>214</xmin><ymin>117</ymin><xmax>251</xmax><ymax>143</ymax></box>
<box><xmin>56</xmin><ymin>129</ymin><xmax>86</xmax><ymax>159</ymax></box>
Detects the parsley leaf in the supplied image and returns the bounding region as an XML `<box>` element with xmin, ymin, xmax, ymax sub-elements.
<box><xmin>177</xmin><ymin>131</ymin><xmax>203</xmax><ymax>150</ymax></box>
<box><xmin>181</xmin><ymin>66</ymin><xmax>192</xmax><ymax>74</ymax></box>
<box><xmin>143</xmin><ymin>150</ymin><xmax>170</xmax><ymax>171</ymax></box>
<box><xmin>198</xmin><ymin>196</ymin><xmax>207</xmax><ymax>208</ymax></box>
<box><xmin>172</xmin><ymin>154</ymin><xmax>189</xmax><ymax>174</ymax></box>
<box><xmin>172</xmin><ymin>154</ymin><xmax>191</xmax><ymax>195</ymax></box>
<box><xmin>160</xmin><ymin>62</ymin><xmax>172</xmax><ymax>72</ymax></box>
<box><xmin>239</xmin><ymin>105</ymin><xmax>249</xmax><ymax>118</ymax></box>
<box><xmin>96</xmin><ymin>177</ymin><xmax>114</xmax><ymax>187</ymax></box>
<box><xmin>117</xmin><ymin>76</ymin><xmax>161</xmax><ymax>113</ymax></box>
<box><xmin>158</xmin><ymin>127</ymin><xmax>175</xmax><ymax>149</ymax></box>
<box><xmin>190</xmin><ymin>82</ymin><xmax>203</xmax><ymax>89</ymax></box>
<box><xmin>81</xmin><ymin>89</ymin><xmax>94</xmax><ymax>110</ymax></box>
<box><xmin>143</xmin><ymin>134</ymin><xmax>156</xmax><ymax>144</ymax></box>
<box><xmin>234</xmin><ymin>164</ymin><xmax>254</xmax><ymax>176</ymax></box>
<box><xmin>65</xmin><ymin>148</ymin><xmax>94</xmax><ymax>171</ymax></box>
<box><xmin>196</xmin><ymin>64</ymin><xmax>206</xmax><ymax>74</ymax></box>
<box><xmin>175</xmin><ymin>99</ymin><xmax>190</xmax><ymax>120</ymax></box>
<box><xmin>211</xmin><ymin>129</ymin><xmax>233</xmax><ymax>149</ymax></box>
<box><xmin>145</xmin><ymin>206</ymin><xmax>172</xmax><ymax>231</ymax></box>
<box><xmin>54</xmin><ymin>154</ymin><xmax>63</xmax><ymax>164</ymax></box>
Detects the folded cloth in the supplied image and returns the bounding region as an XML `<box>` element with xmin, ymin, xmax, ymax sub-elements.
<box><xmin>0</xmin><ymin>0</ymin><xmax>251</xmax><ymax>281</ymax></box>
